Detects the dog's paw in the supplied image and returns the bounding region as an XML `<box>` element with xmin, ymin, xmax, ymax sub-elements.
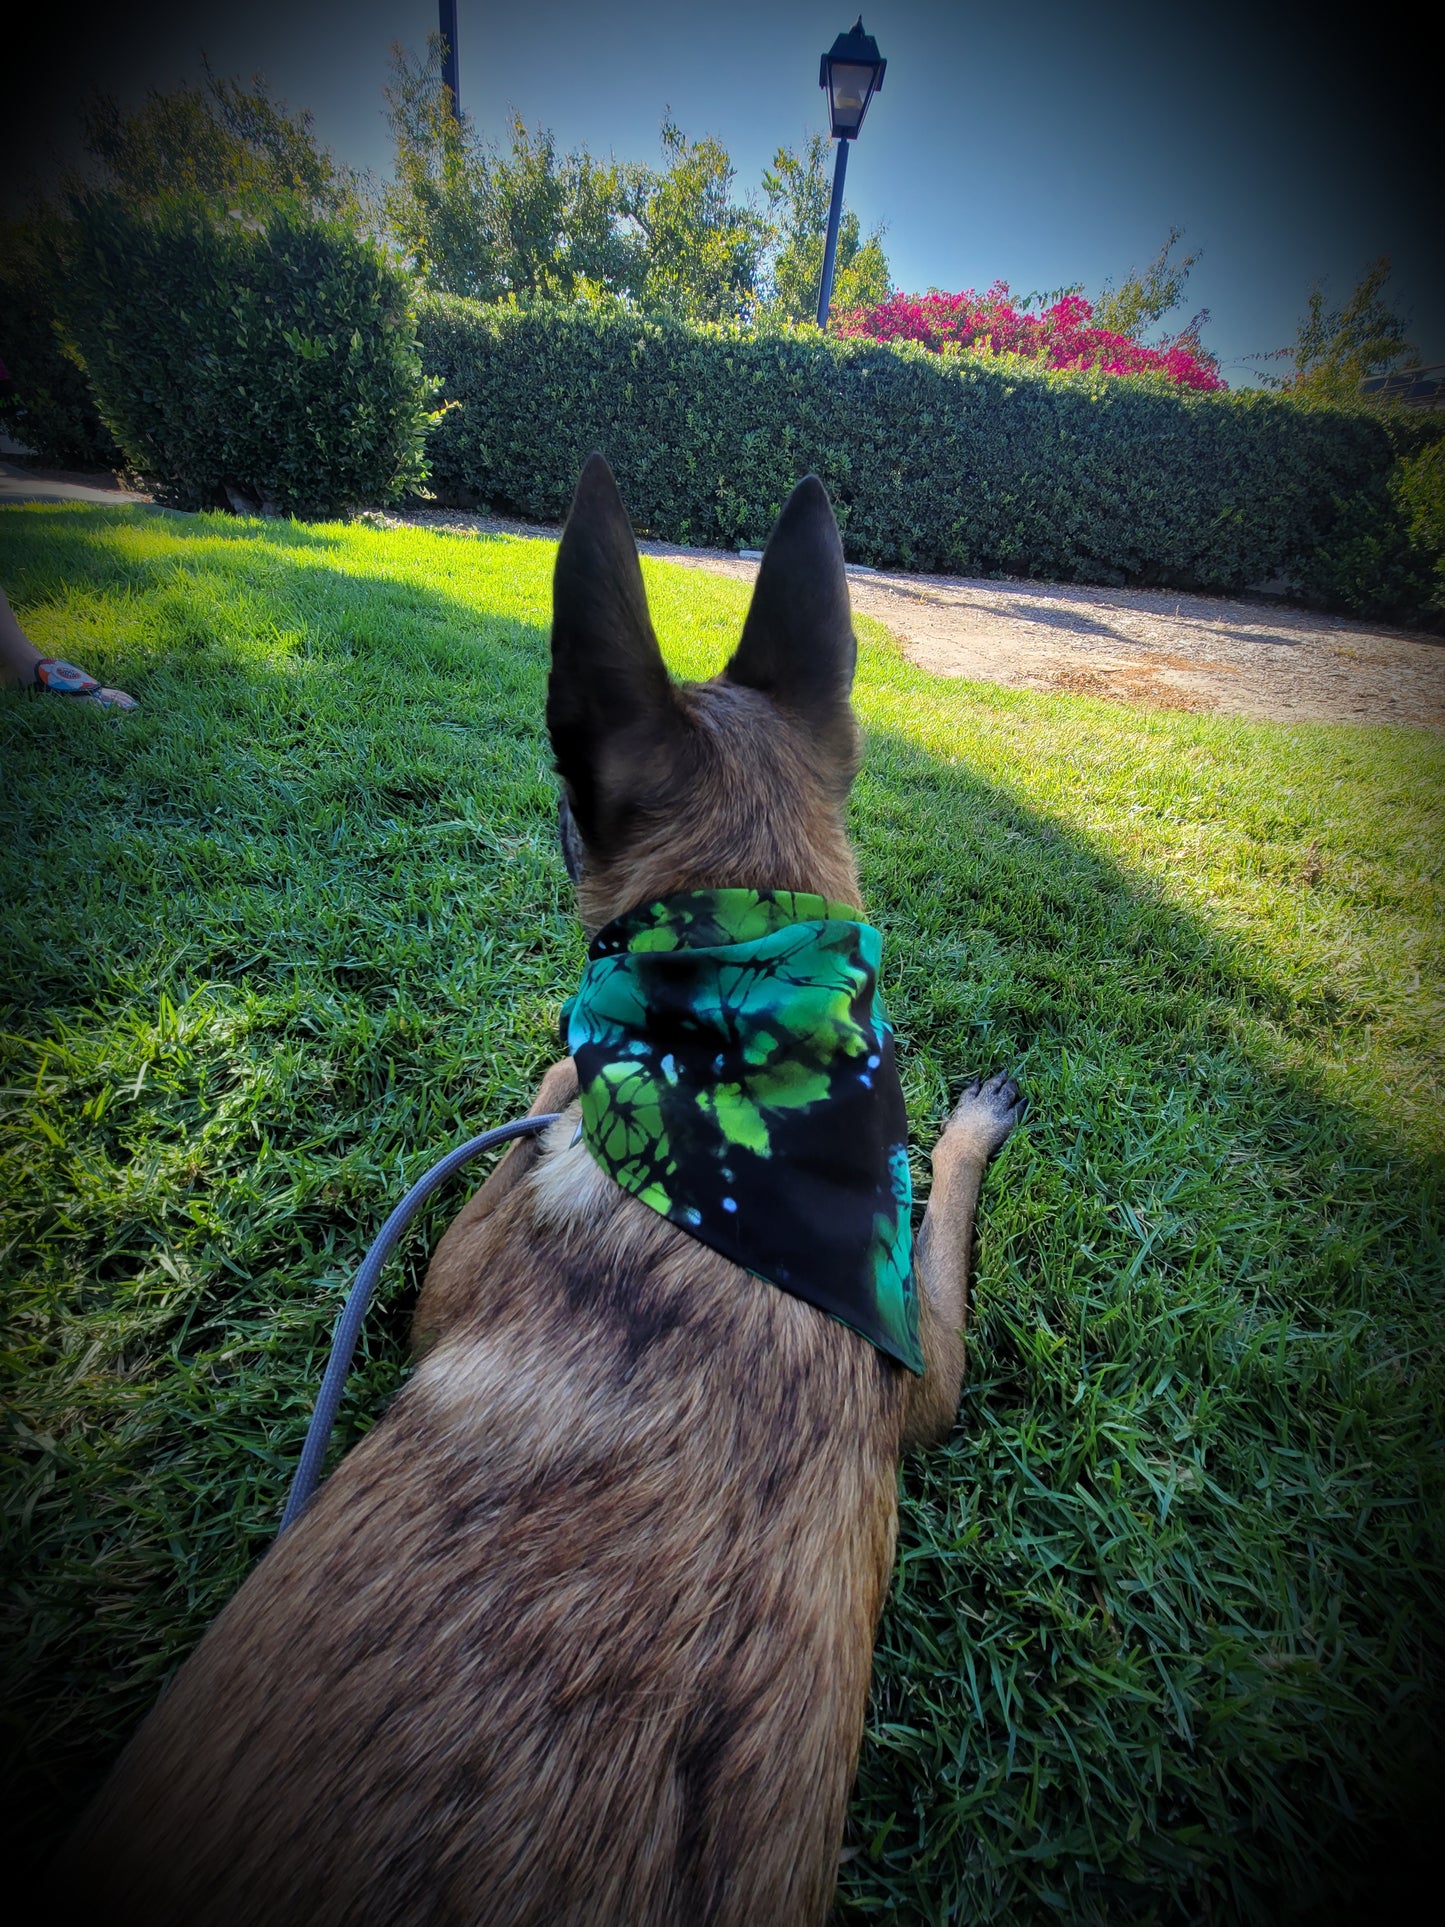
<box><xmin>936</xmin><ymin>1070</ymin><xmax>1025</xmax><ymax>1163</ymax></box>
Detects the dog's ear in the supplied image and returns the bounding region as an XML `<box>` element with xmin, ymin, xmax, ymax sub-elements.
<box><xmin>724</xmin><ymin>474</ymin><xmax>857</xmax><ymax>765</ymax></box>
<box><xmin>548</xmin><ymin>454</ymin><xmax>689</xmax><ymax>857</ymax></box>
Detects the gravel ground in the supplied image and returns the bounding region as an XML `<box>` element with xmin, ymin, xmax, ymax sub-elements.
<box><xmin>378</xmin><ymin>505</ymin><xmax>1445</xmax><ymax>732</ymax></box>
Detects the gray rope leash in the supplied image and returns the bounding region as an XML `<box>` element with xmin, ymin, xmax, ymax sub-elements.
<box><xmin>278</xmin><ymin>1113</ymin><xmax>562</xmax><ymax>1536</ymax></box>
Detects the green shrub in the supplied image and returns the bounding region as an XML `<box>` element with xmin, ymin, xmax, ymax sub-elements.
<box><xmin>0</xmin><ymin>221</ymin><xmax>123</xmax><ymax>470</ymax></box>
<box><xmin>1393</xmin><ymin>437</ymin><xmax>1445</xmax><ymax>620</ymax></box>
<box><xmin>61</xmin><ymin>198</ymin><xmax>431</xmax><ymax>516</ymax></box>
<box><xmin>418</xmin><ymin>295</ymin><xmax>1445</xmax><ymax>627</ymax></box>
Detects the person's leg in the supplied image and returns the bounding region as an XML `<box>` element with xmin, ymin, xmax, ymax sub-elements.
<box><xmin>0</xmin><ymin>583</ymin><xmax>45</xmax><ymax>686</ymax></box>
<box><xmin>0</xmin><ymin>584</ymin><xmax>136</xmax><ymax>708</ymax></box>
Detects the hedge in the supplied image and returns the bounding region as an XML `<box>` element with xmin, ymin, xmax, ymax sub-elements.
<box><xmin>0</xmin><ymin>224</ymin><xmax>124</xmax><ymax>471</ymax></box>
<box><xmin>59</xmin><ymin>199</ymin><xmax>432</xmax><ymax>518</ymax></box>
<box><xmin>418</xmin><ymin>294</ymin><xmax>1445</xmax><ymax>628</ymax></box>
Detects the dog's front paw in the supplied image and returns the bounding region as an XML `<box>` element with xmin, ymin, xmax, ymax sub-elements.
<box><xmin>935</xmin><ymin>1070</ymin><xmax>1024</xmax><ymax>1165</ymax></box>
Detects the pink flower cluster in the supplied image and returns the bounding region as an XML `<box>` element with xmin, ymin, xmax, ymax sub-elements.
<box><xmin>834</xmin><ymin>282</ymin><xmax>1225</xmax><ymax>391</ymax></box>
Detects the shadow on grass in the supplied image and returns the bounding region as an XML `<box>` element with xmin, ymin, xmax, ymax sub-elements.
<box><xmin>0</xmin><ymin>498</ymin><xmax>361</xmax><ymax>566</ymax></box>
<box><xmin>1</xmin><ymin>506</ymin><xmax>1440</xmax><ymax>1923</ymax></box>
<box><xmin>847</xmin><ymin>730</ymin><xmax>1444</xmax><ymax>1923</ymax></box>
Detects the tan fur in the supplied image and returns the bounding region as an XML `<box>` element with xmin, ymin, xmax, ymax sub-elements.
<box><xmin>64</xmin><ymin>463</ymin><xmax>1018</xmax><ymax>1925</ymax></box>
<box><xmin>575</xmin><ymin>679</ymin><xmax>862</xmax><ymax>937</ymax></box>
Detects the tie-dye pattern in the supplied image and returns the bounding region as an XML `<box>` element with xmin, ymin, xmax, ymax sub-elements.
<box><xmin>562</xmin><ymin>889</ymin><xmax>922</xmax><ymax>1373</ymax></box>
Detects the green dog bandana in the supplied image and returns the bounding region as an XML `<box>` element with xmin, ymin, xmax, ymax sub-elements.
<box><xmin>561</xmin><ymin>888</ymin><xmax>922</xmax><ymax>1373</ymax></box>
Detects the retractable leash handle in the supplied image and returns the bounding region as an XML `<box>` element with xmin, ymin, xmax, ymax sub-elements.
<box><xmin>278</xmin><ymin>1114</ymin><xmax>563</xmax><ymax>1536</ymax></box>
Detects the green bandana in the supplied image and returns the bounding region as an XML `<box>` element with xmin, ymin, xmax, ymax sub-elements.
<box><xmin>561</xmin><ymin>889</ymin><xmax>922</xmax><ymax>1373</ymax></box>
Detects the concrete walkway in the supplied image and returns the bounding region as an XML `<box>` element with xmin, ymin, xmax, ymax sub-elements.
<box><xmin>0</xmin><ymin>461</ymin><xmax>156</xmax><ymax>508</ymax></box>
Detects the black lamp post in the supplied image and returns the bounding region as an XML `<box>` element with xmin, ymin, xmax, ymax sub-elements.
<box><xmin>815</xmin><ymin>17</ymin><xmax>887</xmax><ymax>330</ymax></box>
<box><xmin>439</xmin><ymin>0</ymin><xmax>461</xmax><ymax>118</ymax></box>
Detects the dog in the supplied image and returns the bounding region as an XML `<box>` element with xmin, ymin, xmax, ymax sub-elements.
<box><xmin>65</xmin><ymin>455</ymin><xmax>1021</xmax><ymax>1924</ymax></box>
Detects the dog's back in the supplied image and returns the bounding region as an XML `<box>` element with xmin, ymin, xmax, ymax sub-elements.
<box><xmin>75</xmin><ymin>1154</ymin><xmax>906</xmax><ymax>1924</ymax></box>
<box><xmin>67</xmin><ymin>458</ymin><xmax>1009</xmax><ymax>1925</ymax></box>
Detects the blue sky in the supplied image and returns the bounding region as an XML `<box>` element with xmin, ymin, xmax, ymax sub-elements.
<box><xmin>10</xmin><ymin>0</ymin><xmax>1440</xmax><ymax>387</ymax></box>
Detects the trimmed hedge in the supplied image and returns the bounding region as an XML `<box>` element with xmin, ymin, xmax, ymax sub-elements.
<box><xmin>1393</xmin><ymin>438</ymin><xmax>1445</xmax><ymax>616</ymax></box>
<box><xmin>61</xmin><ymin>199</ymin><xmax>431</xmax><ymax>517</ymax></box>
<box><xmin>419</xmin><ymin>295</ymin><xmax>1445</xmax><ymax>627</ymax></box>
<box><xmin>0</xmin><ymin>224</ymin><xmax>124</xmax><ymax>470</ymax></box>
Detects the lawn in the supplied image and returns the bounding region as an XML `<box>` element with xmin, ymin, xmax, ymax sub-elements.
<box><xmin>2</xmin><ymin>501</ymin><xmax>1442</xmax><ymax>1922</ymax></box>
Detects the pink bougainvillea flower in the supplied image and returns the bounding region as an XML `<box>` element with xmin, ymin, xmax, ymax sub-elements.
<box><xmin>835</xmin><ymin>282</ymin><xmax>1226</xmax><ymax>391</ymax></box>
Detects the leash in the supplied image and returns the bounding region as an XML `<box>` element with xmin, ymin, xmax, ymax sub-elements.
<box><xmin>277</xmin><ymin>1113</ymin><xmax>562</xmax><ymax>1536</ymax></box>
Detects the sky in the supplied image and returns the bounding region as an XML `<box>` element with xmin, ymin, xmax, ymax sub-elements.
<box><xmin>7</xmin><ymin>0</ymin><xmax>1441</xmax><ymax>387</ymax></box>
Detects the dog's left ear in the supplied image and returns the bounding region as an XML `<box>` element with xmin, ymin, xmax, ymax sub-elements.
<box><xmin>724</xmin><ymin>475</ymin><xmax>858</xmax><ymax>768</ymax></box>
<box><xmin>548</xmin><ymin>453</ymin><xmax>690</xmax><ymax>859</ymax></box>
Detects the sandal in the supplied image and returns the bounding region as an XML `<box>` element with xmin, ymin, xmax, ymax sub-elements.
<box><xmin>34</xmin><ymin>657</ymin><xmax>138</xmax><ymax>711</ymax></box>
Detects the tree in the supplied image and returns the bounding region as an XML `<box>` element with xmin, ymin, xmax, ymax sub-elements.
<box><xmin>1091</xmin><ymin>227</ymin><xmax>1218</xmax><ymax>378</ymax></box>
<box><xmin>1093</xmin><ymin>226</ymin><xmax>1202</xmax><ymax>339</ymax></box>
<box><xmin>381</xmin><ymin>41</ymin><xmax>644</xmax><ymax>305</ymax></box>
<box><xmin>77</xmin><ymin>68</ymin><xmax>359</xmax><ymax>219</ymax></box>
<box><xmin>381</xmin><ymin>49</ymin><xmax>871</xmax><ymax>326</ymax></box>
<box><xmin>760</xmin><ymin>134</ymin><xmax>890</xmax><ymax>323</ymax></box>
<box><xmin>622</xmin><ymin>120</ymin><xmax>768</xmax><ymax>323</ymax></box>
<box><xmin>486</xmin><ymin>117</ymin><xmax>644</xmax><ymax>302</ymax></box>
<box><xmin>380</xmin><ymin>38</ymin><xmax>499</xmax><ymax>300</ymax></box>
<box><xmin>1286</xmin><ymin>256</ymin><xmax>1418</xmax><ymax>403</ymax></box>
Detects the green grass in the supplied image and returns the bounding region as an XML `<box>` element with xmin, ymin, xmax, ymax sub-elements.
<box><xmin>2</xmin><ymin>501</ymin><xmax>1443</xmax><ymax>1921</ymax></box>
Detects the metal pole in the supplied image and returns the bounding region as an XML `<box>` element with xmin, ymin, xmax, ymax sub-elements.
<box><xmin>439</xmin><ymin>0</ymin><xmax>460</xmax><ymax>118</ymax></box>
<box><xmin>815</xmin><ymin>137</ymin><xmax>850</xmax><ymax>330</ymax></box>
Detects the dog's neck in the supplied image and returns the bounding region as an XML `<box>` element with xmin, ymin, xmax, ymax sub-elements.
<box><xmin>561</xmin><ymin>888</ymin><xmax>923</xmax><ymax>1372</ymax></box>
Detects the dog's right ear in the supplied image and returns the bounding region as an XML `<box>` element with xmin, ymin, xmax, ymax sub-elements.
<box><xmin>547</xmin><ymin>454</ymin><xmax>689</xmax><ymax>859</ymax></box>
<box><xmin>724</xmin><ymin>474</ymin><xmax>858</xmax><ymax>773</ymax></box>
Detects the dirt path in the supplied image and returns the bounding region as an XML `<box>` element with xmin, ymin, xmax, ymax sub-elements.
<box><xmin>842</xmin><ymin>571</ymin><xmax>1445</xmax><ymax>730</ymax></box>
<box><xmin>385</xmin><ymin>506</ymin><xmax>1445</xmax><ymax>732</ymax></box>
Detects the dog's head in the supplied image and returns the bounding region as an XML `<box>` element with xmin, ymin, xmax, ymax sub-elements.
<box><xmin>548</xmin><ymin>454</ymin><xmax>863</xmax><ymax>932</ymax></box>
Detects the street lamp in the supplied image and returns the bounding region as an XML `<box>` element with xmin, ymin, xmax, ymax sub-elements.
<box><xmin>439</xmin><ymin>0</ymin><xmax>461</xmax><ymax>118</ymax></box>
<box><xmin>816</xmin><ymin>17</ymin><xmax>887</xmax><ymax>330</ymax></box>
